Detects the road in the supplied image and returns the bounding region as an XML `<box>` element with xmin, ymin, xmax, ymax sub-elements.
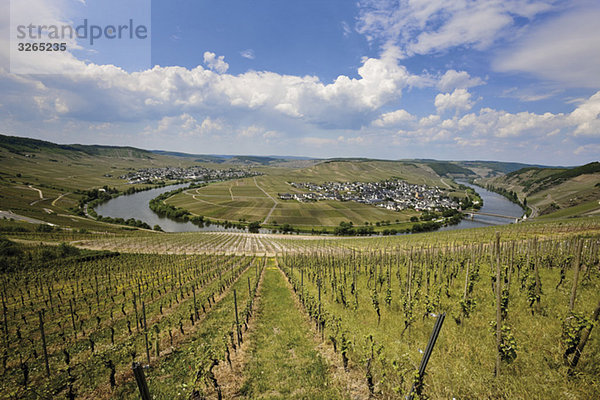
<box><xmin>28</xmin><ymin>185</ymin><xmax>43</xmax><ymax>199</ymax></box>
<box><xmin>254</xmin><ymin>177</ymin><xmax>278</xmax><ymax>224</ymax></box>
<box><xmin>52</xmin><ymin>192</ymin><xmax>71</xmax><ymax>207</ymax></box>
<box><xmin>440</xmin><ymin>178</ymin><xmax>453</xmax><ymax>189</ymax></box>
<box><xmin>0</xmin><ymin>210</ymin><xmax>55</xmax><ymax>226</ymax></box>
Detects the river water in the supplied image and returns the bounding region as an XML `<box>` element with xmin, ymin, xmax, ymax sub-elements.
<box><xmin>94</xmin><ymin>184</ymin><xmax>248</xmax><ymax>233</ymax></box>
<box><xmin>439</xmin><ymin>181</ymin><xmax>525</xmax><ymax>231</ymax></box>
<box><xmin>94</xmin><ymin>181</ymin><xmax>524</xmax><ymax>233</ymax></box>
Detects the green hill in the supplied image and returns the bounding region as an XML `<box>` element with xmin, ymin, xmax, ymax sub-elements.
<box><xmin>486</xmin><ymin>162</ymin><xmax>600</xmax><ymax>217</ymax></box>
<box><xmin>0</xmin><ymin>134</ymin><xmax>153</xmax><ymax>159</ymax></box>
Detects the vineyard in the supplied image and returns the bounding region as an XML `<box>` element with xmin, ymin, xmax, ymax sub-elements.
<box><xmin>1</xmin><ymin>220</ymin><xmax>599</xmax><ymax>399</ymax></box>
<box><xmin>279</xmin><ymin>236</ymin><xmax>600</xmax><ymax>398</ymax></box>
<box><xmin>64</xmin><ymin>216</ymin><xmax>600</xmax><ymax>255</ymax></box>
<box><xmin>0</xmin><ymin>250</ymin><xmax>264</xmax><ymax>399</ymax></box>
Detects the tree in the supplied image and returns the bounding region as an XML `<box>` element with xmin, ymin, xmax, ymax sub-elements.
<box><xmin>248</xmin><ymin>221</ymin><xmax>261</xmax><ymax>233</ymax></box>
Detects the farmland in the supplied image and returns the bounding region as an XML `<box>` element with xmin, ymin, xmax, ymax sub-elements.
<box><xmin>2</xmin><ymin>136</ymin><xmax>600</xmax><ymax>399</ymax></box>
<box><xmin>1</xmin><ymin>215</ymin><xmax>599</xmax><ymax>399</ymax></box>
<box><xmin>165</xmin><ymin>161</ymin><xmax>454</xmax><ymax>229</ymax></box>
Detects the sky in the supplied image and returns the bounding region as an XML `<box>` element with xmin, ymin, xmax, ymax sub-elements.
<box><xmin>1</xmin><ymin>0</ymin><xmax>599</xmax><ymax>165</ymax></box>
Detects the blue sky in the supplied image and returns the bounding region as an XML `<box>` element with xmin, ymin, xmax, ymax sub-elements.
<box><xmin>1</xmin><ymin>0</ymin><xmax>599</xmax><ymax>165</ymax></box>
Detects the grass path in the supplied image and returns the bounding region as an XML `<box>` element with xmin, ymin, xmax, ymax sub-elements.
<box><xmin>253</xmin><ymin>177</ymin><xmax>278</xmax><ymax>224</ymax></box>
<box><xmin>237</xmin><ymin>263</ymin><xmax>347</xmax><ymax>399</ymax></box>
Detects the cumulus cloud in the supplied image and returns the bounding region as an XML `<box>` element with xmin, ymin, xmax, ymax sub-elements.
<box><xmin>356</xmin><ymin>0</ymin><xmax>556</xmax><ymax>56</ymax></box>
<box><xmin>568</xmin><ymin>91</ymin><xmax>600</xmax><ymax>136</ymax></box>
<box><xmin>151</xmin><ymin>114</ymin><xmax>225</xmax><ymax>137</ymax></box>
<box><xmin>437</xmin><ymin>70</ymin><xmax>484</xmax><ymax>92</ymax></box>
<box><xmin>372</xmin><ymin>109</ymin><xmax>414</xmax><ymax>127</ymax></box>
<box><xmin>203</xmin><ymin>52</ymin><xmax>229</xmax><ymax>74</ymax></box>
<box><xmin>0</xmin><ymin>48</ymin><xmax>426</xmax><ymax>130</ymax></box>
<box><xmin>494</xmin><ymin>6</ymin><xmax>600</xmax><ymax>88</ymax></box>
<box><xmin>435</xmin><ymin>89</ymin><xmax>474</xmax><ymax>114</ymax></box>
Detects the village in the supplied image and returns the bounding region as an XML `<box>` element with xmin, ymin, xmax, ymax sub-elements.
<box><xmin>279</xmin><ymin>180</ymin><xmax>460</xmax><ymax>212</ymax></box>
<box><xmin>119</xmin><ymin>166</ymin><xmax>260</xmax><ymax>184</ymax></box>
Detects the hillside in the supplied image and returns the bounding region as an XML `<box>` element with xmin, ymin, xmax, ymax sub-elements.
<box><xmin>0</xmin><ymin>134</ymin><xmax>205</xmax><ymax>231</ymax></box>
<box><xmin>485</xmin><ymin>162</ymin><xmax>600</xmax><ymax>217</ymax></box>
<box><xmin>165</xmin><ymin>159</ymin><xmax>469</xmax><ymax>230</ymax></box>
<box><xmin>0</xmin><ymin>134</ymin><xmax>153</xmax><ymax>159</ymax></box>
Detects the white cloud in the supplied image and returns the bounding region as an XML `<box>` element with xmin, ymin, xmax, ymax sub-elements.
<box><xmin>203</xmin><ymin>52</ymin><xmax>229</xmax><ymax>74</ymax></box>
<box><xmin>372</xmin><ymin>109</ymin><xmax>414</xmax><ymax>127</ymax></box>
<box><xmin>356</xmin><ymin>0</ymin><xmax>556</xmax><ymax>56</ymax></box>
<box><xmin>152</xmin><ymin>114</ymin><xmax>224</xmax><ymax>137</ymax></box>
<box><xmin>341</xmin><ymin>21</ymin><xmax>352</xmax><ymax>37</ymax></box>
<box><xmin>574</xmin><ymin>143</ymin><xmax>600</xmax><ymax>156</ymax></box>
<box><xmin>435</xmin><ymin>89</ymin><xmax>474</xmax><ymax>114</ymax></box>
<box><xmin>240</xmin><ymin>49</ymin><xmax>255</xmax><ymax>60</ymax></box>
<box><xmin>568</xmin><ymin>91</ymin><xmax>600</xmax><ymax>137</ymax></box>
<box><xmin>494</xmin><ymin>6</ymin><xmax>600</xmax><ymax>88</ymax></box>
<box><xmin>0</xmin><ymin>47</ymin><xmax>425</xmax><ymax>128</ymax></box>
<box><xmin>301</xmin><ymin>137</ymin><xmax>338</xmax><ymax>147</ymax></box>
<box><xmin>501</xmin><ymin>87</ymin><xmax>561</xmax><ymax>102</ymax></box>
<box><xmin>437</xmin><ymin>70</ymin><xmax>484</xmax><ymax>92</ymax></box>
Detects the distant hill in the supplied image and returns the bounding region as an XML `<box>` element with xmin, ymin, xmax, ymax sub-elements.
<box><xmin>397</xmin><ymin>159</ymin><xmax>551</xmax><ymax>178</ymax></box>
<box><xmin>455</xmin><ymin>160</ymin><xmax>553</xmax><ymax>176</ymax></box>
<box><xmin>151</xmin><ymin>150</ymin><xmax>316</xmax><ymax>165</ymax></box>
<box><xmin>0</xmin><ymin>134</ymin><xmax>153</xmax><ymax>159</ymax></box>
<box><xmin>486</xmin><ymin>162</ymin><xmax>600</xmax><ymax>217</ymax></box>
<box><xmin>426</xmin><ymin>161</ymin><xmax>476</xmax><ymax>177</ymax></box>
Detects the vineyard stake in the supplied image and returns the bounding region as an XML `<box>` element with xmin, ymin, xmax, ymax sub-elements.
<box><xmin>494</xmin><ymin>233</ymin><xmax>502</xmax><ymax>377</ymax></box>
<box><xmin>69</xmin><ymin>300</ymin><xmax>77</xmax><ymax>338</ymax></box>
<box><xmin>192</xmin><ymin>285</ymin><xmax>198</xmax><ymax>320</ymax></box>
<box><xmin>38</xmin><ymin>310</ymin><xmax>50</xmax><ymax>377</ymax></box>
<box><xmin>569</xmin><ymin>239</ymin><xmax>583</xmax><ymax>313</ymax></box>
<box><xmin>407</xmin><ymin>312</ymin><xmax>446</xmax><ymax>400</ymax></box>
<box><xmin>233</xmin><ymin>289</ymin><xmax>241</xmax><ymax>346</ymax></box>
<box><xmin>568</xmin><ymin>298</ymin><xmax>600</xmax><ymax>374</ymax></box>
<box><xmin>142</xmin><ymin>302</ymin><xmax>150</xmax><ymax>366</ymax></box>
<box><xmin>2</xmin><ymin>290</ymin><xmax>8</xmax><ymax>350</ymax></box>
<box><xmin>132</xmin><ymin>362</ymin><xmax>151</xmax><ymax>400</ymax></box>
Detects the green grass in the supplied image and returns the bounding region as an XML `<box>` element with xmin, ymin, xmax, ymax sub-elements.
<box><xmin>538</xmin><ymin>199</ymin><xmax>600</xmax><ymax>219</ymax></box>
<box><xmin>238</xmin><ymin>263</ymin><xmax>347</xmax><ymax>399</ymax></box>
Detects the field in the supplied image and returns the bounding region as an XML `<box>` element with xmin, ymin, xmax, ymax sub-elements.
<box><xmin>1</xmin><ymin>218</ymin><xmax>599</xmax><ymax>399</ymax></box>
<box><xmin>166</xmin><ymin>161</ymin><xmax>448</xmax><ymax>228</ymax></box>
<box><xmin>2</xmin><ymin>136</ymin><xmax>600</xmax><ymax>399</ymax></box>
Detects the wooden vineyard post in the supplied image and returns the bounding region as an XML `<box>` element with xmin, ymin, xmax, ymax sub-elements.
<box><xmin>407</xmin><ymin>312</ymin><xmax>446</xmax><ymax>400</ymax></box>
<box><xmin>495</xmin><ymin>232</ymin><xmax>502</xmax><ymax>378</ymax></box>
<box><xmin>192</xmin><ymin>285</ymin><xmax>198</xmax><ymax>320</ymax></box>
<box><xmin>132</xmin><ymin>362</ymin><xmax>151</xmax><ymax>400</ymax></box>
<box><xmin>142</xmin><ymin>302</ymin><xmax>150</xmax><ymax>366</ymax></box>
<box><xmin>533</xmin><ymin>238</ymin><xmax>541</xmax><ymax>313</ymax></box>
<box><xmin>301</xmin><ymin>269</ymin><xmax>304</xmax><ymax>305</ymax></box>
<box><xmin>568</xmin><ymin>299</ymin><xmax>600</xmax><ymax>374</ymax></box>
<box><xmin>69</xmin><ymin>299</ymin><xmax>77</xmax><ymax>338</ymax></box>
<box><xmin>463</xmin><ymin>260</ymin><xmax>470</xmax><ymax>301</ymax></box>
<box><xmin>569</xmin><ymin>239</ymin><xmax>583</xmax><ymax>313</ymax></box>
<box><xmin>2</xmin><ymin>289</ymin><xmax>8</xmax><ymax>350</ymax></box>
<box><xmin>233</xmin><ymin>289</ymin><xmax>241</xmax><ymax>346</ymax></box>
<box><xmin>38</xmin><ymin>310</ymin><xmax>50</xmax><ymax>377</ymax></box>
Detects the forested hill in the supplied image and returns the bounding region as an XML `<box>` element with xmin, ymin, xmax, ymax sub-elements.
<box><xmin>0</xmin><ymin>134</ymin><xmax>153</xmax><ymax>159</ymax></box>
<box><xmin>485</xmin><ymin>162</ymin><xmax>600</xmax><ymax>217</ymax></box>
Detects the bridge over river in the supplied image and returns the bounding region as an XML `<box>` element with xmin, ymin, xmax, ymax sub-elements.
<box><xmin>463</xmin><ymin>211</ymin><xmax>524</xmax><ymax>222</ymax></box>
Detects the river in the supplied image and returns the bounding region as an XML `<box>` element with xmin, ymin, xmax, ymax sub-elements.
<box><xmin>94</xmin><ymin>181</ymin><xmax>524</xmax><ymax>234</ymax></box>
<box><xmin>94</xmin><ymin>184</ymin><xmax>248</xmax><ymax>233</ymax></box>
<box><xmin>439</xmin><ymin>181</ymin><xmax>525</xmax><ymax>231</ymax></box>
